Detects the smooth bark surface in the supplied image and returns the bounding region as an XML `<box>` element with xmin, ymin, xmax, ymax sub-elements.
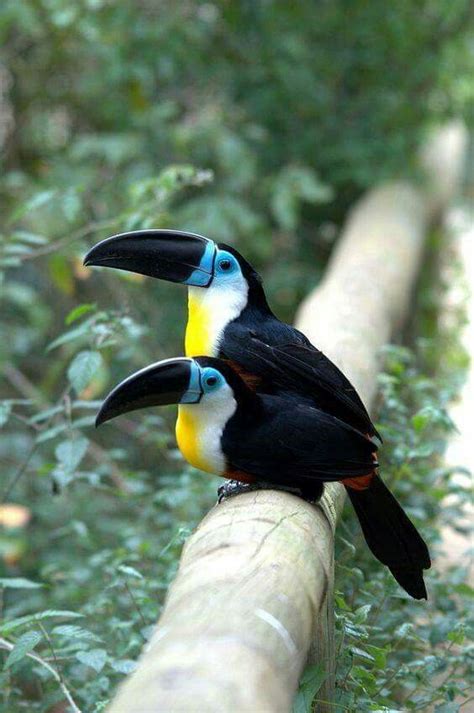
<box><xmin>108</xmin><ymin>123</ymin><xmax>467</xmax><ymax>713</ymax></box>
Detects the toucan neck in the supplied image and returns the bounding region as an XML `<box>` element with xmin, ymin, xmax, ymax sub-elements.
<box><xmin>244</xmin><ymin>280</ymin><xmax>273</xmax><ymax>317</ymax></box>
<box><xmin>185</xmin><ymin>284</ymin><xmax>248</xmax><ymax>357</ymax></box>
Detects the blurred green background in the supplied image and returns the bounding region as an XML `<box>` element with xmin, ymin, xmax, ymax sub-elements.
<box><xmin>1</xmin><ymin>2</ymin><xmax>473</xmax><ymax>711</ymax></box>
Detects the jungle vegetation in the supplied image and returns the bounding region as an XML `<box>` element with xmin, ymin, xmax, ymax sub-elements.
<box><xmin>0</xmin><ymin>1</ymin><xmax>473</xmax><ymax>710</ymax></box>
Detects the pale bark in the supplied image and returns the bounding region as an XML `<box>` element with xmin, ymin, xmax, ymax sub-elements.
<box><xmin>108</xmin><ymin>123</ymin><xmax>467</xmax><ymax>713</ymax></box>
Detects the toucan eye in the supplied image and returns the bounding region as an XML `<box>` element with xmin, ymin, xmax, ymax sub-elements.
<box><xmin>219</xmin><ymin>259</ymin><xmax>232</xmax><ymax>271</ymax></box>
<box><xmin>206</xmin><ymin>376</ymin><xmax>218</xmax><ymax>387</ymax></box>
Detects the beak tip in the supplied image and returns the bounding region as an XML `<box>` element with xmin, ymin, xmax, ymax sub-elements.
<box><xmin>83</xmin><ymin>247</ymin><xmax>99</xmax><ymax>268</ymax></box>
<box><xmin>95</xmin><ymin>410</ymin><xmax>108</xmax><ymax>428</ymax></box>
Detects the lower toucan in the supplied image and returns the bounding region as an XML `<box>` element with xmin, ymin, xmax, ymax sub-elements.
<box><xmin>84</xmin><ymin>230</ymin><xmax>381</xmax><ymax>440</ymax></box>
<box><xmin>96</xmin><ymin>357</ymin><xmax>430</xmax><ymax>600</ymax></box>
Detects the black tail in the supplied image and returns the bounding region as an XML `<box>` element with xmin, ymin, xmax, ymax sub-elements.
<box><xmin>346</xmin><ymin>476</ymin><xmax>431</xmax><ymax>600</ymax></box>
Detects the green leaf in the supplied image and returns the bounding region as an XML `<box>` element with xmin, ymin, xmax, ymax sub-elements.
<box><xmin>3</xmin><ymin>243</ymin><xmax>33</xmax><ymax>256</ymax></box>
<box><xmin>0</xmin><ymin>578</ymin><xmax>43</xmax><ymax>590</ymax></box>
<box><xmin>447</xmin><ymin>625</ymin><xmax>466</xmax><ymax>645</ymax></box>
<box><xmin>411</xmin><ymin>409</ymin><xmax>430</xmax><ymax>431</ymax></box>
<box><xmin>65</xmin><ymin>303</ymin><xmax>97</xmax><ymax>325</ymax></box>
<box><xmin>67</xmin><ymin>351</ymin><xmax>103</xmax><ymax>393</ymax></box>
<box><xmin>293</xmin><ymin>663</ymin><xmax>327</xmax><ymax>713</ymax></box>
<box><xmin>354</xmin><ymin>604</ymin><xmax>371</xmax><ymax>623</ymax></box>
<box><xmin>4</xmin><ymin>631</ymin><xmax>42</xmax><ymax>669</ymax></box>
<box><xmin>71</xmin><ymin>415</ymin><xmax>96</xmax><ymax>429</ymax></box>
<box><xmin>47</xmin><ymin>315</ymin><xmax>97</xmax><ymax>351</ymax></box>
<box><xmin>0</xmin><ymin>256</ymin><xmax>21</xmax><ymax>267</ymax></box>
<box><xmin>12</xmin><ymin>230</ymin><xmax>48</xmax><ymax>246</ymax></box>
<box><xmin>453</xmin><ymin>583</ymin><xmax>474</xmax><ymax>597</ymax></box>
<box><xmin>76</xmin><ymin>648</ymin><xmax>107</xmax><ymax>672</ymax></box>
<box><xmin>55</xmin><ymin>438</ymin><xmax>89</xmax><ymax>472</ymax></box>
<box><xmin>10</xmin><ymin>190</ymin><xmax>57</xmax><ymax>222</ymax></box>
<box><xmin>365</xmin><ymin>644</ymin><xmax>388</xmax><ymax>669</ymax></box>
<box><xmin>117</xmin><ymin>565</ymin><xmax>144</xmax><ymax>580</ymax></box>
<box><xmin>52</xmin><ymin>625</ymin><xmax>102</xmax><ymax>642</ymax></box>
<box><xmin>29</xmin><ymin>405</ymin><xmax>64</xmax><ymax>424</ymax></box>
<box><xmin>35</xmin><ymin>422</ymin><xmax>68</xmax><ymax>444</ymax></box>
<box><xmin>434</xmin><ymin>704</ymin><xmax>460</xmax><ymax>713</ymax></box>
<box><xmin>0</xmin><ymin>402</ymin><xmax>12</xmax><ymax>428</ymax></box>
<box><xmin>351</xmin><ymin>646</ymin><xmax>375</xmax><ymax>662</ymax></box>
<box><xmin>350</xmin><ymin>665</ymin><xmax>377</xmax><ymax>692</ymax></box>
<box><xmin>54</xmin><ymin>438</ymin><xmax>89</xmax><ymax>487</ymax></box>
<box><xmin>110</xmin><ymin>659</ymin><xmax>137</xmax><ymax>674</ymax></box>
<box><xmin>395</xmin><ymin>622</ymin><xmax>414</xmax><ymax>638</ymax></box>
<box><xmin>334</xmin><ymin>592</ymin><xmax>351</xmax><ymax>611</ymax></box>
<box><xmin>1</xmin><ymin>610</ymin><xmax>83</xmax><ymax>635</ymax></box>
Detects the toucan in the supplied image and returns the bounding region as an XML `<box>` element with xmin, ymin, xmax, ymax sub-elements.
<box><xmin>84</xmin><ymin>230</ymin><xmax>431</xmax><ymax>596</ymax></box>
<box><xmin>96</xmin><ymin>356</ymin><xmax>430</xmax><ymax>599</ymax></box>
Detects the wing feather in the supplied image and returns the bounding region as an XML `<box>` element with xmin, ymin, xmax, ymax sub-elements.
<box><xmin>224</xmin><ymin>328</ymin><xmax>381</xmax><ymax>441</ymax></box>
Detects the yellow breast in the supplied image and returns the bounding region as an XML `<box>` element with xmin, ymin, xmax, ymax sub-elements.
<box><xmin>175</xmin><ymin>406</ymin><xmax>214</xmax><ymax>473</ymax></box>
<box><xmin>185</xmin><ymin>291</ymin><xmax>213</xmax><ymax>356</ymax></box>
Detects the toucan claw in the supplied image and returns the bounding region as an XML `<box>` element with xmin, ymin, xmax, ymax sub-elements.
<box><xmin>217</xmin><ymin>479</ymin><xmax>254</xmax><ymax>503</ymax></box>
<box><xmin>216</xmin><ymin>479</ymin><xmax>320</xmax><ymax>504</ymax></box>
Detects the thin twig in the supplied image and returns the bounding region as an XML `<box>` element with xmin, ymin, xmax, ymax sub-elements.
<box><xmin>37</xmin><ymin>622</ymin><xmax>61</xmax><ymax>676</ymax></box>
<box><xmin>0</xmin><ymin>636</ymin><xmax>82</xmax><ymax>713</ymax></box>
<box><xmin>123</xmin><ymin>582</ymin><xmax>148</xmax><ymax>636</ymax></box>
<box><xmin>1</xmin><ymin>443</ymin><xmax>38</xmax><ymax>503</ymax></box>
<box><xmin>4</xmin><ymin>363</ymin><xmax>46</xmax><ymax>404</ymax></box>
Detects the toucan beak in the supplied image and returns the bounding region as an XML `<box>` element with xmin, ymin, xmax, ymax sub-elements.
<box><xmin>96</xmin><ymin>358</ymin><xmax>202</xmax><ymax>427</ymax></box>
<box><xmin>84</xmin><ymin>230</ymin><xmax>216</xmax><ymax>287</ymax></box>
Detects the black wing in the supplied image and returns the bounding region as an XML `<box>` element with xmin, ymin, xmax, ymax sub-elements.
<box><xmin>222</xmin><ymin>321</ymin><xmax>381</xmax><ymax>441</ymax></box>
<box><xmin>223</xmin><ymin>396</ymin><xmax>377</xmax><ymax>488</ymax></box>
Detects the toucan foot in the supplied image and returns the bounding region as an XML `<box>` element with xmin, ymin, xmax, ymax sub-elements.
<box><xmin>217</xmin><ymin>479</ymin><xmax>320</xmax><ymax>504</ymax></box>
<box><xmin>217</xmin><ymin>479</ymin><xmax>254</xmax><ymax>503</ymax></box>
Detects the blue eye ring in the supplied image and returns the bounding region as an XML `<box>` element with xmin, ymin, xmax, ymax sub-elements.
<box><xmin>215</xmin><ymin>250</ymin><xmax>238</xmax><ymax>274</ymax></box>
<box><xmin>201</xmin><ymin>367</ymin><xmax>223</xmax><ymax>391</ymax></box>
<box><xmin>218</xmin><ymin>258</ymin><xmax>232</xmax><ymax>271</ymax></box>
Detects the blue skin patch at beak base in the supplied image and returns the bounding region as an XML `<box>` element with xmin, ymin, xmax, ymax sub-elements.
<box><xmin>180</xmin><ymin>362</ymin><xmax>203</xmax><ymax>403</ymax></box>
<box><xmin>184</xmin><ymin>240</ymin><xmax>216</xmax><ymax>287</ymax></box>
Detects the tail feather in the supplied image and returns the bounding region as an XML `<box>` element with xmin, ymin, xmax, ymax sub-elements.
<box><xmin>346</xmin><ymin>476</ymin><xmax>431</xmax><ymax>600</ymax></box>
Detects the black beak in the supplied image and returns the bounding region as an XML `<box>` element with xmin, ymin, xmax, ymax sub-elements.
<box><xmin>96</xmin><ymin>358</ymin><xmax>200</xmax><ymax>427</ymax></box>
<box><xmin>84</xmin><ymin>230</ymin><xmax>216</xmax><ymax>286</ymax></box>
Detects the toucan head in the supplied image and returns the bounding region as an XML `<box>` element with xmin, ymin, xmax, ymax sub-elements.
<box><xmin>96</xmin><ymin>356</ymin><xmax>253</xmax><ymax>427</ymax></box>
<box><xmin>84</xmin><ymin>230</ymin><xmax>265</xmax><ymax>296</ymax></box>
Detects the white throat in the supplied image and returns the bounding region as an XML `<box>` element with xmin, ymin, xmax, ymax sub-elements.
<box><xmin>185</xmin><ymin>277</ymin><xmax>248</xmax><ymax>357</ymax></box>
<box><xmin>176</xmin><ymin>385</ymin><xmax>238</xmax><ymax>474</ymax></box>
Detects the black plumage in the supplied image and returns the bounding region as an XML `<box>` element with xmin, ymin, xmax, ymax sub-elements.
<box><xmin>218</xmin><ymin>244</ymin><xmax>380</xmax><ymax>440</ymax></box>
<box><xmin>222</xmin><ymin>392</ymin><xmax>376</xmax><ymax>485</ymax></box>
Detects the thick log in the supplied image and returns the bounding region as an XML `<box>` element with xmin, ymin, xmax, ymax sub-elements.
<box><xmin>108</xmin><ymin>124</ymin><xmax>467</xmax><ymax>713</ymax></box>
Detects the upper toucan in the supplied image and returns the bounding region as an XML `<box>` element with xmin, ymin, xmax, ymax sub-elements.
<box><xmin>96</xmin><ymin>356</ymin><xmax>430</xmax><ymax>599</ymax></box>
<box><xmin>84</xmin><ymin>229</ymin><xmax>380</xmax><ymax>440</ymax></box>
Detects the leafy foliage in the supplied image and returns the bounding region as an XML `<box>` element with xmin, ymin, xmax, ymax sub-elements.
<box><xmin>332</xmin><ymin>342</ymin><xmax>472</xmax><ymax>711</ymax></box>
<box><xmin>0</xmin><ymin>1</ymin><xmax>472</xmax><ymax>711</ymax></box>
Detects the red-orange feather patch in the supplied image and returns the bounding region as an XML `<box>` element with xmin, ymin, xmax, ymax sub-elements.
<box><xmin>226</xmin><ymin>360</ymin><xmax>262</xmax><ymax>390</ymax></box>
<box><xmin>342</xmin><ymin>472</ymin><xmax>376</xmax><ymax>491</ymax></box>
<box><xmin>224</xmin><ymin>467</ymin><xmax>256</xmax><ymax>484</ymax></box>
